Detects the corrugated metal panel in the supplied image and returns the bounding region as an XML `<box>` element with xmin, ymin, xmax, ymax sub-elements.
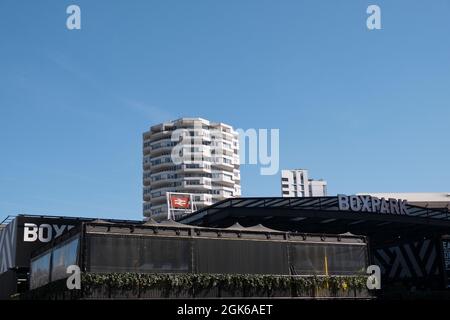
<box><xmin>0</xmin><ymin>218</ymin><xmax>17</xmax><ymax>274</ymax></box>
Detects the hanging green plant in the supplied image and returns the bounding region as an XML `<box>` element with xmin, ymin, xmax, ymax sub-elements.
<box><xmin>52</xmin><ymin>272</ymin><xmax>372</xmax><ymax>299</ymax></box>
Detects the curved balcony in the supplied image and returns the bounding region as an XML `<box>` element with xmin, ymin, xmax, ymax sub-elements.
<box><xmin>182</xmin><ymin>180</ymin><xmax>212</xmax><ymax>190</ymax></box>
<box><xmin>150</xmin><ymin>178</ymin><xmax>180</xmax><ymax>188</ymax></box>
<box><xmin>143</xmin><ymin>146</ymin><xmax>152</xmax><ymax>156</ymax></box>
<box><xmin>146</xmin><ymin>130</ymin><xmax>174</xmax><ymax>143</ymax></box>
<box><xmin>179</xmin><ymin>163</ymin><xmax>212</xmax><ymax>173</ymax></box>
<box><xmin>211</xmin><ymin>176</ymin><xmax>235</xmax><ymax>188</ymax></box>
<box><xmin>150</xmin><ymin>144</ymin><xmax>177</xmax><ymax>157</ymax></box>
<box><xmin>211</xmin><ymin>158</ymin><xmax>234</xmax><ymax>171</ymax></box>
<box><xmin>143</xmin><ymin>176</ymin><xmax>152</xmax><ymax>186</ymax></box>
<box><xmin>149</xmin><ymin>156</ymin><xmax>174</xmax><ymax>171</ymax></box>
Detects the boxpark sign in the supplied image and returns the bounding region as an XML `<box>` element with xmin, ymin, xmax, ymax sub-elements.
<box><xmin>338</xmin><ymin>195</ymin><xmax>410</xmax><ymax>216</ymax></box>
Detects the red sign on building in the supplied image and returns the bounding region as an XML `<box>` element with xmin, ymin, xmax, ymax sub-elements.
<box><xmin>170</xmin><ymin>194</ymin><xmax>191</xmax><ymax>209</ymax></box>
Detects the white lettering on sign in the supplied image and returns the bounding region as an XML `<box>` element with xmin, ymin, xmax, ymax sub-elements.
<box><xmin>338</xmin><ymin>195</ymin><xmax>410</xmax><ymax>215</ymax></box>
<box><xmin>366</xmin><ymin>265</ymin><xmax>381</xmax><ymax>290</ymax></box>
<box><xmin>66</xmin><ymin>5</ymin><xmax>81</xmax><ymax>30</ymax></box>
<box><xmin>366</xmin><ymin>5</ymin><xmax>382</xmax><ymax>30</ymax></box>
<box><xmin>66</xmin><ymin>265</ymin><xmax>81</xmax><ymax>290</ymax></box>
<box><xmin>23</xmin><ymin>223</ymin><xmax>75</xmax><ymax>242</ymax></box>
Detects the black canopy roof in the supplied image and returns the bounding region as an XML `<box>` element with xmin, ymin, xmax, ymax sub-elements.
<box><xmin>179</xmin><ymin>197</ymin><xmax>450</xmax><ymax>243</ymax></box>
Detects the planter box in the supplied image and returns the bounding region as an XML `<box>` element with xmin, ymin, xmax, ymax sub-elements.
<box><xmin>139</xmin><ymin>288</ymin><xmax>165</xmax><ymax>299</ymax></box>
<box><xmin>267</xmin><ymin>288</ymin><xmax>291</xmax><ymax>298</ymax></box>
<box><xmin>243</xmin><ymin>287</ymin><xmax>268</xmax><ymax>298</ymax></box>
<box><xmin>218</xmin><ymin>287</ymin><xmax>243</xmax><ymax>298</ymax></box>
<box><xmin>193</xmin><ymin>287</ymin><xmax>219</xmax><ymax>298</ymax></box>
<box><xmin>84</xmin><ymin>287</ymin><xmax>111</xmax><ymax>299</ymax></box>
<box><xmin>354</xmin><ymin>288</ymin><xmax>371</xmax><ymax>299</ymax></box>
<box><xmin>23</xmin><ymin>274</ymin><xmax>372</xmax><ymax>300</ymax></box>
<box><xmin>292</xmin><ymin>285</ymin><xmax>314</xmax><ymax>298</ymax></box>
<box><xmin>167</xmin><ymin>288</ymin><xmax>192</xmax><ymax>299</ymax></box>
<box><xmin>331</xmin><ymin>288</ymin><xmax>356</xmax><ymax>298</ymax></box>
<box><xmin>110</xmin><ymin>288</ymin><xmax>139</xmax><ymax>299</ymax></box>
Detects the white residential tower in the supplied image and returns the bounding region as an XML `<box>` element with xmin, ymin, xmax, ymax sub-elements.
<box><xmin>143</xmin><ymin>118</ymin><xmax>241</xmax><ymax>220</ymax></box>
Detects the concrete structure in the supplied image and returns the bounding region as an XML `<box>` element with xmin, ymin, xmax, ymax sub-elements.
<box><xmin>281</xmin><ymin>169</ymin><xmax>327</xmax><ymax>197</ymax></box>
<box><xmin>143</xmin><ymin>118</ymin><xmax>241</xmax><ymax>220</ymax></box>
<box><xmin>358</xmin><ymin>193</ymin><xmax>450</xmax><ymax>210</ymax></box>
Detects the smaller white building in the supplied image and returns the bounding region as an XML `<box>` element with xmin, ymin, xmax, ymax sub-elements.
<box><xmin>281</xmin><ymin>169</ymin><xmax>327</xmax><ymax>197</ymax></box>
<box><xmin>358</xmin><ymin>193</ymin><xmax>450</xmax><ymax>210</ymax></box>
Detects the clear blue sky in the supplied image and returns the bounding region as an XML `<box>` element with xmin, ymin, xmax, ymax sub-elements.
<box><xmin>1</xmin><ymin>0</ymin><xmax>449</xmax><ymax>220</ymax></box>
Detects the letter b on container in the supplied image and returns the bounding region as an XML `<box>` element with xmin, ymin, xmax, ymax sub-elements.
<box><xmin>23</xmin><ymin>223</ymin><xmax>52</xmax><ymax>242</ymax></box>
<box><xmin>338</xmin><ymin>195</ymin><xmax>350</xmax><ymax>210</ymax></box>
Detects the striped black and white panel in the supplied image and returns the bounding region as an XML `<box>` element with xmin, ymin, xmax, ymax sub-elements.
<box><xmin>373</xmin><ymin>239</ymin><xmax>440</xmax><ymax>280</ymax></box>
<box><xmin>0</xmin><ymin>219</ymin><xmax>17</xmax><ymax>274</ymax></box>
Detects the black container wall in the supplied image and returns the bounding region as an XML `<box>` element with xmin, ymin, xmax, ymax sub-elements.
<box><xmin>0</xmin><ymin>270</ymin><xmax>17</xmax><ymax>300</ymax></box>
<box><xmin>81</xmin><ymin>225</ymin><xmax>369</xmax><ymax>276</ymax></box>
<box><xmin>372</xmin><ymin>235</ymin><xmax>448</xmax><ymax>290</ymax></box>
<box><xmin>0</xmin><ymin>215</ymin><xmax>90</xmax><ymax>274</ymax></box>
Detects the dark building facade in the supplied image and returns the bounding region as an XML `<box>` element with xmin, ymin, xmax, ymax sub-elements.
<box><xmin>0</xmin><ymin>215</ymin><xmax>134</xmax><ymax>299</ymax></box>
<box><xmin>1</xmin><ymin>194</ymin><xmax>450</xmax><ymax>299</ymax></box>
<box><xmin>179</xmin><ymin>195</ymin><xmax>450</xmax><ymax>291</ymax></box>
<box><xmin>29</xmin><ymin>220</ymin><xmax>368</xmax><ymax>291</ymax></box>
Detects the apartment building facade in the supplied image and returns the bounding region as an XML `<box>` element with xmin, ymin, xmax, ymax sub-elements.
<box><xmin>143</xmin><ymin>118</ymin><xmax>241</xmax><ymax>220</ymax></box>
<box><xmin>281</xmin><ymin>169</ymin><xmax>327</xmax><ymax>197</ymax></box>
